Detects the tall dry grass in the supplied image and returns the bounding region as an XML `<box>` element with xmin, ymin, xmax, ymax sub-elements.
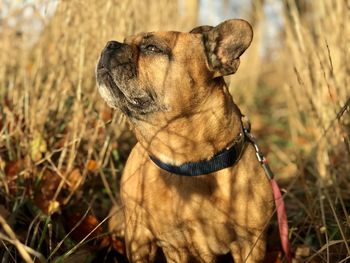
<box><xmin>225</xmin><ymin>0</ymin><xmax>349</xmax><ymax>261</ymax></box>
<box><xmin>243</xmin><ymin>0</ymin><xmax>349</xmax><ymax>261</ymax></box>
<box><xmin>0</xmin><ymin>1</ymin><xmax>195</xmax><ymax>261</ymax></box>
<box><xmin>234</xmin><ymin>0</ymin><xmax>350</xmax><ymax>261</ymax></box>
<box><xmin>0</xmin><ymin>0</ymin><xmax>349</xmax><ymax>262</ymax></box>
<box><xmin>1</xmin><ymin>0</ymin><xmax>189</xmax><ymax>173</ymax></box>
<box><xmin>279</xmin><ymin>0</ymin><xmax>350</xmax><ymax>261</ymax></box>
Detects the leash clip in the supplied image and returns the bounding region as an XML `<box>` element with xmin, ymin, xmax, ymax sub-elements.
<box><xmin>242</xmin><ymin>119</ymin><xmax>273</xmax><ymax>179</ymax></box>
<box><xmin>255</xmin><ymin>150</ymin><xmax>264</xmax><ymax>164</ymax></box>
<box><xmin>241</xmin><ymin>115</ymin><xmax>292</xmax><ymax>262</ymax></box>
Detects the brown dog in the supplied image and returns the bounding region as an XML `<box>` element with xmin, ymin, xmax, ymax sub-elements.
<box><xmin>96</xmin><ymin>19</ymin><xmax>274</xmax><ymax>263</ymax></box>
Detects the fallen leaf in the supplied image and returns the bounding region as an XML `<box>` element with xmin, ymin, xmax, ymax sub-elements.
<box><xmin>5</xmin><ymin>159</ymin><xmax>25</xmax><ymax>177</ymax></box>
<box><xmin>40</xmin><ymin>170</ymin><xmax>61</xmax><ymax>198</ymax></box>
<box><xmin>30</xmin><ymin>131</ymin><xmax>47</xmax><ymax>162</ymax></box>
<box><xmin>56</xmin><ymin>136</ymin><xmax>67</xmax><ymax>149</ymax></box>
<box><xmin>66</xmin><ymin>213</ymin><xmax>103</xmax><ymax>242</ymax></box>
<box><xmin>48</xmin><ymin>200</ymin><xmax>60</xmax><ymax>214</ymax></box>
<box><xmin>295</xmin><ymin>245</ymin><xmax>311</xmax><ymax>258</ymax></box>
<box><xmin>86</xmin><ymin>160</ymin><xmax>98</xmax><ymax>171</ymax></box>
<box><xmin>264</xmin><ymin>251</ymin><xmax>282</xmax><ymax>263</ymax></box>
<box><xmin>101</xmin><ymin>106</ymin><xmax>113</xmax><ymax>122</ymax></box>
<box><xmin>67</xmin><ymin>168</ymin><xmax>82</xmax><ymax>190</ymax></box>
<box><xmin>99</xmin><ymin>236</ymin><xmax>111</xmax><ymax>250</ymax></box>
<box><xmin>34</xmin><ymin>195</ymin><xmax>51</xmax><ymax>214</ymax></box>
<box><xmin>4</xmin><ymin>159</ymin><xmax>25</xmax><ymax>194</ymax></box>
<box><xmin>34</xmin><ymin>170</ymin><xmax>61</xmax><ymax>214</ymax></box>
<box><xmin>111</xmin><ymin>236</ymin><xmax>125</xmax><ymax>255</ymax></box>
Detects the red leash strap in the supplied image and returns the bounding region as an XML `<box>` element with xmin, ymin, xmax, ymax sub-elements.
<box><xmin>261</xmin><ymin>158</ymin><xmax>292</xmax><ymax>262</ymax></box>
<box><xmin>270</xmin><ymin>178</ymin><xmax>292</xmax><ymax>263</ymax></box>
<box><xmin>243</xmin><ymin>123</ymin><xmax>292</xmax><ymax>262</ymax></box>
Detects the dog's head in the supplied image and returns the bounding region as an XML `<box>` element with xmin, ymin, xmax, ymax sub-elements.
<box><xmin>96</xmin><ymin>19</ymin><xmax>253</xmax><ymax>120</ymax></box>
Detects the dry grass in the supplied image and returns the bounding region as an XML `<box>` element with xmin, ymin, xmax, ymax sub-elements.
<box><xmin>278</xmin><ymin>1</ymin><xmax>350</xmax><ymax>261</ymax></box>
<box><xmin>0</xmin><ymin>0</ymin><xmax>349</xmax><ymax>262</ymax></box>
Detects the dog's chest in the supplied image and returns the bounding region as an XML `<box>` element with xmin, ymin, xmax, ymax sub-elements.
<box><xmin>155</xmin><ymin>212</ymin><xmax>235</xmax><ymax>255</ymax></box>
<box><xmin>143</xmin><ymin>175</ymin><xmax>236</xmax><ymax>255</ymax></box>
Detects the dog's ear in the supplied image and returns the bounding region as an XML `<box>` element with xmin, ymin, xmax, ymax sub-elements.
<box><xmin>202</xmin><ymin>19</ymin><xmax>253</xmax><ymax>77</ymax></box>
<box><xmin>189</xmin><ymin>25</ymin><xmax>213</xmax><ymax>34</ymax></box>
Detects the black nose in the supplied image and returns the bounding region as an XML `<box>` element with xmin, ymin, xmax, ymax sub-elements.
<box><xmin>105</xmin><ymin>40</ymin><xmax>123</xmax><ymax>50</ymax></box>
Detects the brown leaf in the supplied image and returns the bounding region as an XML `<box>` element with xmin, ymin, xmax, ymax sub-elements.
<box><xmin>66</xmin><ymin>213</ymin><xmax>103</xmax><ymax>242</ymax></box>
<box><xmin>296</xmin><ymin>136</ymin><xmax>308</xmax><ymax>146</ymax></box>
<box><xmin>40</xmin><ymin>170</ymin><xmax>61</xmax><ymax>198</ymax></box>
<box><xmin>34</xmin><ymin>170</ymin><xmax>61</xmax><ymax>214</ymax></box>
<box><xmin>34</xmin><ymin>195</ymin><xmax>51</xmax><ymax>214</ymax></box>
<box><xmin>67</xmin><ymin>168</ymin><xmax>82</xmax><ymax>190</ymax></box>
<box><xmin>86</xmin><ymin>160</ymin><xmax>99</xmax><ymax>171</ymax></box>
<box><xmin>111</xmin><ymin>236</ymin><xmax>125</xmax><ymax>255</ymax></box>
<box><xmin>98</xmin><ymin>236</ymin><xmax>112</xmax><ymax>250</ymax></box>
<box><xmin>5</xmin><ymin>160</ymin><xmax>25</xmax><ymax>177</ymax></box>
<box><xmin>56</xmin><ymin>136</ymin><xmax>67</xmax><ymax>149</ymax></box>
<box><xmin>101</xmin><ymin>106</ymin><xmax>113</xmax><ymax>122</ymax></box>
<box><xmin>4</xmin><ymin>159</ymin><xmax>25</xmax><ymax>195</ymax></box>
<box><xmin>264</xmin><ymin>251</ymin><xmax>282</xmax><ymax>263</ymax></box>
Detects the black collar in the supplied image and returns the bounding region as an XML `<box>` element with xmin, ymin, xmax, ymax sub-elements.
<box><xmin>149</xmin><ymin>131</ymin><xmax>246</xmax><ymax>176</ymax></box>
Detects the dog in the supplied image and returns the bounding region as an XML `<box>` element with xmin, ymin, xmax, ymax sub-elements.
<box><xmin>96</xmin><ymin>19</ymin><xmax>274</xmax><ymax>263</ymax></box>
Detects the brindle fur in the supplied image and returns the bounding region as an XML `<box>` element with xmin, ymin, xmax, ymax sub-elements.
<box><xmin>96</xmin><ymin>19</ymin><xmax>274</xmax><ymax>263</ymax></box>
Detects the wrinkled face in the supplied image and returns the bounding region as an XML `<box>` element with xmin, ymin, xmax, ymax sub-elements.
<box><xmin>96</xmin><ymin>19</ymin><xmax>253</xmax><ymax>120</ymax></box>
<box><xmin>96</xmin><ymin>32</ymin><xmax>213</xmax><ymax>119</ymax></box>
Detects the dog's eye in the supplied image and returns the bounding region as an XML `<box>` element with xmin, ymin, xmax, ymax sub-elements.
<box><xmin>146</xmin><ymin>45</ymin><xmax>161</xmax><ymax>52</ymax></box>
<box><xmin>141</xmin><ymin>44</ymin><xmax>162</xmax><ymax>53</ymax></box>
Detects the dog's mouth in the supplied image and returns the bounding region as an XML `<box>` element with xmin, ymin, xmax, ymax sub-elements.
<box><xmin>96</xmin><ymin>60</ymin><xmax>162</xmax><ymax>118</ymax></box>
<box><xmin>97</xmin><ymin>65</ymin><xmax>125</xmax><ymax>99</ymax></box>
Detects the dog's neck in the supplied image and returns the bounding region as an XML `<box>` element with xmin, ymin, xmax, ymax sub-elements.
<box><xmin>132</xmin><ymin>85</ymin><xmax>242</xmax><ymax>165</ymax></box>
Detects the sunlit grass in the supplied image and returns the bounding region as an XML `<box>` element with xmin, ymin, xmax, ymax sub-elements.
<box><xmin>0</xmin><ymin>0</ymin><xmax>349</xmax><ymax>262</ymax></box>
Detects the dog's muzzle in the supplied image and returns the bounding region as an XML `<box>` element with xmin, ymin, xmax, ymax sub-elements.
<box><xmin>96</xmin><ymin>40</ymin><xmax>161</xmax><ymax>118</ymax></box>
<box><xmin>97</xmin><ymin>40</ymin><xmax>133</xmax><ymax>72</ymax></box>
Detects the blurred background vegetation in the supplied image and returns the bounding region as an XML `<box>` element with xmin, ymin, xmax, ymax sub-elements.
<box><xmin>0</xmin><ymin>0</ymin><xmax>349</xmax><ymax>262</ymax></box>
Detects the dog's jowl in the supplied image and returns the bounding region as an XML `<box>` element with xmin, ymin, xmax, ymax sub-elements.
<box><xmin>96</xmin><ymin>19</ymin><xmax>274</xmax><ymax>263</ymax></box>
